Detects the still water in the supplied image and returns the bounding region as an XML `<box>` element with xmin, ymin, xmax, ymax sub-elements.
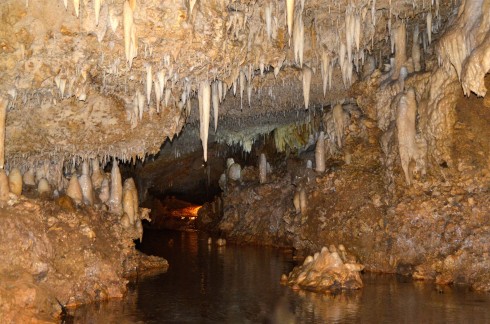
<box><xmin>69</xmin><ymin>229</ymin><xmax>490</xmax><ymax>323</ymax></box>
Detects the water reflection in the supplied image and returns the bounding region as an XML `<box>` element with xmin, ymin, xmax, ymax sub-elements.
<box><xmin>69</xmin><ymin>230</ymin><xmax>490</xmax><ymax>323</ymax></box>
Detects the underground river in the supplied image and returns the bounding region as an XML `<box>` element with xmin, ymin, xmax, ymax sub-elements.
<box><xmin>67</xmin><ymin>229</ymin><xmax>490</xmax><ymax>323</ymax></box>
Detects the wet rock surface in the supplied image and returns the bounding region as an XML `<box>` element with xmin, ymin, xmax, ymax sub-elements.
<box><xmin>284</xmin><ymin>245</ymin><xmax>364</xmax><ymax>292</ymax></box>
<box><xmin>0</xmin><ymin>197</ymin><xmax>168</xmax><ymax>322</ymax></box>
<box><xmin>199</xmin><ymin>85</ymin><xmax>490</xmax><ymax>291</ymax></box>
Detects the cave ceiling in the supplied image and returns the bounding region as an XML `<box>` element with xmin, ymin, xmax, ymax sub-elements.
<box><xmin>0</xmin><ymin>0</ymin><xmax>468</xmax><ymax>166</ymax></box>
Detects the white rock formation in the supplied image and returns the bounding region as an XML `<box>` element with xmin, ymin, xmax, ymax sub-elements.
<box><xmin>8</xmin><ymin>168</ymin><xmax>22</xmax><ymax>197</ymax></box>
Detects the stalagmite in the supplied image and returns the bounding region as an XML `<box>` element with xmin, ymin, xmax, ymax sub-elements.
<box><xmin>79</xmin><ymin>161</ymin><xmax>94</xmax><ymax>205</ymax></box>
<box><xmin>199</xmin><ymin>81</ymin><xmax>211</xmax><ymax>162</ymax></box>
<box><xmin>37</xmin><ymin>179</ymin><xmax>51</xmax><ymax>197</ymax></box>
<box><xmin>299</xmin><ymin>188</ymin><xmax>307</xmax><ymax>215</ymax></box>
<box><xmin>302</xmin><ymin>66</ymin><xmax>312</xmax><ymax>109</ymax></box>
<box><xmin>123</xmin><ymin>178</ymin><xmax>138</xmax><ymax>225</ymax></box>
<box><xmin>286</xmin><ymin>0</ymin><xmax>295</xmax><ymax>36</ymax></box>
<box><xmin>8</xmin><ymin>168</ymin><xmax>23</xmax><ymax>196</ymax></box>
<box><xmin>91</xmin><ymin>159</ymin><xmax>104</xmax><ymax>189</ymax></box>
<box><xmin>396</xmin><ymin>88</ymin><xmax>420</xmax><ymax>186</ymax></box>
<box><xmin>123</xmin><ymin>1</ymin><xmax>133</xmax><ymax>63</ymax></box>
<box><xmin>23</xmin><ymin>168</ymin><xmax>35</xmax><ymax>186</ymax></box>
<box><xmin>146</xmin><ymin>64</ymin><xmax>152</xmax><ymax>105</ymax></box>
<box><xmin>0</xmin><ymin>170</ymin><xmax>9</xmax><ymax>201</ymax></box>
<box><xmin>95</xmin><ymin>0</ymin><xmax>101</xmax><ymax>26</ymax></box>
<box><xmin>293</xmin><ymin>191</ymin><xmax>300</xmax><ymax>213</ymax></box>
<box><xmin>333</xmin><ymin>104</ymin><xmax>345</xmax><ymax>148</ymax></box>
<box><xmin>315</xmin><ymin>131</ymin><xmax>325</xmax><ymax>172</ymax></box>
<box><xmin>0</xmin><ymin>98</ymin><xmax>7</xmax><ymax>170</ymax></box>
<box><xmin>259</xmin><ymin>153</ymin><xmax>267</xmax><ymax>184</ymax></box>
<box><xmin>99</xmin><ymin>177</ymin><xmax>110</xmax><ymax>203</ymax></box>
<box><xmin>67</xmin><ymin>175</ymin><xmax>83</xmax><ymax>204</ymax></box>
<box><xmin>212</xmin><ymin>82</ymin><xmax>219</xmax><ymax>131</ymax></box>
<box><xmin>109</xmin><ymin>161</ymin><xmax>123</xmax><ymax>214</ymax></box>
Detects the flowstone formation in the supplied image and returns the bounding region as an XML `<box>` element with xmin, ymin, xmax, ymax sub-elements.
<box><xmin>283</xmin><ymin>245</ymin><xmax>364</xmax><ymax>292</ymax></box>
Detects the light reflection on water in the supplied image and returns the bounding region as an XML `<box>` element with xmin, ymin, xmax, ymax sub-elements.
<box><xmin>69</xmin><ymin>229</ymin><xmax>490</xmax><ymax>323</ymax></box>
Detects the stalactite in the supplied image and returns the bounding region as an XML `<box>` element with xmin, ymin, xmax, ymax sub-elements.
<box><xmin>157</xmin><ymin>70</ymin><xmax>165</xmax><ymax>101</ymax></box>
<box><xmin>247</xmin><ymin>83</ymin><xmax>252</xmax><ymax>107</ymax></box>
<box><xmin>95</xmin><ymin>0</ymin><xmax>101</xmax><ymax>26</ymax></box>
<box><xmin>199</xmin><ymin>81</ymin><xmax>211</xmax><ymax>162</ymax></box>
<box><xmin>286</xmin><ymin>0</ymin><xmax>295</xmax><ymax>36</ymax></box>
<box><xmin>354</xmin><ymin>13</ymin><xmax>361</xmax><ymax>52</ymax></box>
<box><xmin>137</xmin><ymin>91</ymin><xmax>145</xmax><ymax>120</ymax></box>
<box><xmin>345</xmin><ymin>6</ymin><xmax>355</xmax><ymax>66</ymax></box>
<box><xmin>123</xmin><ymin>1</ymin><xmax>133</xmax><ymax>63</ymax></box>
<box><xmin>218</xmin><ymin>80</ymin><xmax>223</xmax><ymax>103</ymax></box>
<box><xmin>392</xmin><ymin>21</ymin><xmax>407</xmax><ymax>80</ymax></box>
<box><xmin>74</xmin><ymin>0</ymin><xmax>80</xmax><ymax>17</ymax></box>
<box><xmin>412</xmin><ymin>24</ymin><xmax>421</xmax><ymax>72</ymax></box>
<box><xmin>109</xmin><ymin>160</ymin><xmax>123</xmax><ymax>214</ymax></box>
<box><xmin>154</xmin><ymin>78</ymin><xmax>161</xmax><ymax>113</ymax></box>
<box><xmin>427</xmin><ymin>11</ymin><xmax>432</xmax><ymax>44</ymax></box>
<box><xmin>109</xmin><ymin>8</ymin><xmax>119</xmax><ymax>32</ymax></box>
<box><xmin>0</xmin><ymin>98</ymin><xmax>7</xmax><ymax>170</ymax></box>
<box><xmin>146</xmin><ymin>64</ymin><xmax>152</xmax><ymax>105</ymax></box>
<box><xmin>321</xmin><ymin>51</ymin><xmax>330</xmax><ymax>97</ymax></box>
<box><xmin>315</xmin><ymin>131</ymin><xmax>325</xmax><ymax>172</ymax></box>
<box><xmin>302</xmin><ymin>66</ymin><xmax>312</xmax><ymax>109</ymax></box>
<box><xmin>293</xmin><ymin>12</ymin><xmax>304</xmax><ymax>67</ymax></box>
<box><xmin>371</xmin><ymin>0</ymin><xmax>376</xmax><ymax>26</ymax></box>
<box><xmin>129</xmin><ymin>24</ymin><xmax>138</xmax><ymax>68</ymax></box>
<box><xmin>259</xmin><ymin>153</ymin><xmax>267</xmax><ymax>184</ymax></box>
<box><xmin>165</xmin><ymin>88</ymin><xmax>171</xmax><ymax>107</ymax></box>
<box><xmin>212</xmin><ymin>81</ymin><xmax>219</xmax><ymax>132</ymax></box>
<box><xmin>239</xmin><ymin>70</ymin><xmax>245</xmax><ymax>110</ymax></box>
<box><xmin>265</xmin><ymin>3</ymin><xmax>272</xmax><ymax>40</ymax></box>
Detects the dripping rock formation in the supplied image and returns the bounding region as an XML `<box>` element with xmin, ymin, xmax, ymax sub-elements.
<box><xmin>0</xmin><ymin>0</ymin><xmax>489</xmax><ymax>321</ymax></box>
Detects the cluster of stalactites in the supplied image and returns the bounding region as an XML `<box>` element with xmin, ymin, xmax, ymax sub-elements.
<box><xmin>16</xmin><ymin>0</ymin><xmax>452</xmax><ymax>166</ymax></box>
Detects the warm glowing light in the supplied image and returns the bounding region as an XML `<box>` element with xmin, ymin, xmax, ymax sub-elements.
<box><xmin>170</xmin><ymin>205</ymin><xmax>202</xmax><ymax>219</ymax></box>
